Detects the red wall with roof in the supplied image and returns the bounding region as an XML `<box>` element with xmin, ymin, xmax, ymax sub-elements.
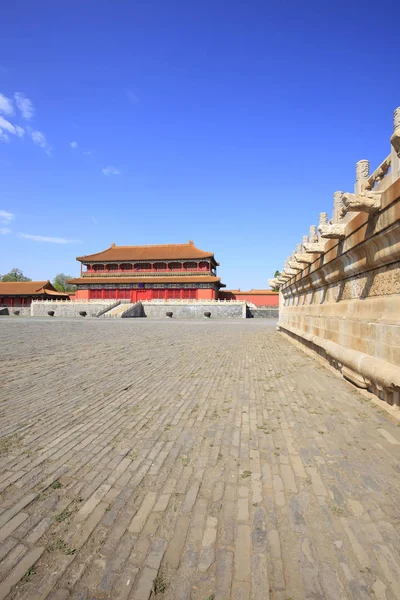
<box><xmin>219</xmin><ymin>290</ymin><xmax>279</xmax><ymax>307</ymax></box>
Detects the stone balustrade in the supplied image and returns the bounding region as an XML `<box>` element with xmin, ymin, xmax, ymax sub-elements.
<box><xmin>272</xmin><ymin>107</ymin><xmax>400</xmax><ymax>407</ymax></box>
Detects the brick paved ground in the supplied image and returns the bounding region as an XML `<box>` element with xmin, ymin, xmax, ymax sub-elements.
<box><xmin>0</xmin><ymin>318</ymin><xmax>400</xmax><ymax>600</ymax></box>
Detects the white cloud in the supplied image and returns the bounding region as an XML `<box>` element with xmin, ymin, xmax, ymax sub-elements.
<box><xmin>0</xmin><ymin>93</ymin><xmax>14</xmax><ymax>116</ymax></box>
<box><xmin>31</xmin><ymin>129</ymin><xmax>46</xmax><ymax>147</ymax></box>
<box><xmin>83</xmin><ymin>149</ymin><xmax>94</xmax><ymax>155</ymax></box>
<box><xmin>91</xmin><ymin>217</ymin><xmax>99</xmax><ymax>224</ymax></box>
<box><xmin>31</xmin><ymin>129</ymin><xmax>52</xmax><ymax>155</ymax></box>
<box><xmin>0</xmin><ymin>210</ymin><xmax>14</xmax><ymax>224</ymax></box>
<box><xmin>70</xmin><ymin>141</ymin><xmax>78</xmax><ymax>149</ymax></box>
<box><xmin>18</xmin><ymin>233</ymin><xmax>83</xmax><ymax>244</ymax></box>
<box><xmin>0</xmin><ymin>116</ymin><xmax>24</xmax><ymax>138</ymax></box>
<box><xmin>14</xmin><ymin>92</ymin><xmax>34</xmax><ymax>120</ymax></box>
<box><xmin>0</xmin><ymin>227</ymin><xmax>11</xmax><ymax>235</ymax></box>
<box><xmin>102</xmin><ymin>165</ymin><xmax>120</xmax><ymax>176</ymax></box>
<box><xmin>0</xmin><ymin>91</ymin><xmax>52</xmax><ymax>152</ymax></box>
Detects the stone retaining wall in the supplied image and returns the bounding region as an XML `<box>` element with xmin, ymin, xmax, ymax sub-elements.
<box><xmin>141</xmin><ymin>302</ymin><xmax>246</xmax><ymax>319</ymax></box>
<box><xmin>0</xmin><ymin>307</ymin><xmax>31</xmax><ymax>316</ymax></box>
<box><xmin>271</xmin><ymin>107</ymin><xmax>400</xmax><ymax>407</ymax></box>
<box><xmin>31</xmin><ymin>302</ymin><xmax>114</xmax><ymax>318</ymax></box>
<box><xmin>247</xmin><ymin>307</ymin><xmax>279</xmax><ymax>319</ymax></box>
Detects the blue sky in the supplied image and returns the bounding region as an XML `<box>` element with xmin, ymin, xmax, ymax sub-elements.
<box><xmin>1</xmin><ymin>0</ymin><xmax>399</xmax><ymax>289</ymax></box>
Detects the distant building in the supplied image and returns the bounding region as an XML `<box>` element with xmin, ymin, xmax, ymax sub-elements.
<box><xmin>69</xmin><ymin>241</ymin><xmax>225</xmax><ymax>301</ymax></box>
<box><xmin>0</xmin><ymin>281</ymin><xmax>69</xmax><ymax>309</ymax></box>
<box><xmin>219</xmin><ymin>289</ymin><xmax>279</xmax><ymax>307</ymax></box>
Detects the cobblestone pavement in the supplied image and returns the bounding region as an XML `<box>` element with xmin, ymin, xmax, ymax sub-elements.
<box><xmin>1</xmin><ymin>318</ymin><xmax>400</xmax><ymax>600</ymax></box>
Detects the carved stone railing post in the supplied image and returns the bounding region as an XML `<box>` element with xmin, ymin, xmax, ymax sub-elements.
<box><xmin>390</xmin><ymin>106</ymin><xmax>400</xmax><ymax>181</ymax></box>
<box><xmin>332</xmin><ymin>191</ymin><xmax>344</xmax><ymax>223</ymax></box>
<box><xmin>355</xmin><ymin>160</ymin><xmax>370</xmax><ymax>194</ymax></box>
<box><xmin>309</xmin><ymin>225</ymin><xmax>318</xmax><ymax>243</ymax></box>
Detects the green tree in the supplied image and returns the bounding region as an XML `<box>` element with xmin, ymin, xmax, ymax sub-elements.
<box><xmin>52</xmin><ymin>273</ymin><xmax>77</xmax><ymax>293</ymax></box>
<box><xmin>1</xmin><ymin>268</ymin><xmax>32</xmax><ymax>282</ymax></box>
<box><xmin>271</xmin><ymin>270</ymin><xmax>281</xmax><ymax>292</ymax></box>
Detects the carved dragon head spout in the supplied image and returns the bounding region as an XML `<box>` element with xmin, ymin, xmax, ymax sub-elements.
<box><xmin>303</xmin><ymin>224</ymin><xmax>325</xmax><ymax>254</ymax></box>
<box><xmin>268</xmin><ymin>278</ymin><xmax>280</xmax><ymax>289</ymax></box>
<box><xmin>340</xmin><ymin>191</ymin><xmax>381</xmax><ymax>217</ymax></box>
<box><xmin>318</xmin><ymin>211</ymin><xmax>345</xmax><ymax>239</ymax></box>
<box><xmin>295</xmin><ymin>238</ymin><xmax>314</xmax><ymax>264</ymax></box>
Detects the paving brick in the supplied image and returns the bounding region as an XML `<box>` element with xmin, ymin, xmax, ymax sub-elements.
<box><xmin>131</xmin><ymin>566</ymin><xmax>157</xmax><ymax>600</ymax></box>
<box><xmin>234</xmin><ymin>524</ymin><xmax>251</xmax><ymax>581</ymax></box>
<box><xmin>198</xmin><ymin>515</ymin><xmax>218</xmax><ymax>572</ymax></box>
<box><xmin>146</xmin><ymin>537</ymin><xmax>167</xmax><ymax>570</ymax></box>
<box><xmin>215</xmin><ymin>549</ymin><xmax>233</xmax><ymax>600</ymax></box>
<box><xmin>164</xmin><ymin>515</ymin><xmax>190</xmax><ymax>569</ymax></box>
<box><xmin>0</xmin><ymin>546</ymin><xmax>44</xmax><ymax>600</ymax></box>
<box><xmin>0</xmin><ymin>319</ymin><xmax>399</xmax><ymax>600</ymax></box>
<box><xmin>0</xmin><ymin>512</ymin><xmax>29</xmax><ymax>543</ymax></box>
<box><xmin>128</xmin><ymin>492</ymin><xmax>157</xmax><ymax>533</ymax></box>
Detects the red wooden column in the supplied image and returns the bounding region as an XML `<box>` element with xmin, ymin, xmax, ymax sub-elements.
<box><xmin>116</xmin><ymin>289</ymin><xmax>119</xmax><ymax>300</ymax></box>
<box><xmin>101</xmin><ymin>289</ymin><xmax>105</xmax><ymax>299</ymax></box>
<box><xmin>180</xmin><ymin>289</ymin><xmax>184</xmax><ymax>299</ymax></box>
<box><xmin>164</xmin><ymin>289</ymin><xmax>168</xmax><ymax>300</ymax></box>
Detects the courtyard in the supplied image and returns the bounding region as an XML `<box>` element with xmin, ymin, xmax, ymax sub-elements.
<box><xmin>0</xmin><ymin>318</ymin><xmax>399</xmax><ymax>600</ymax></box>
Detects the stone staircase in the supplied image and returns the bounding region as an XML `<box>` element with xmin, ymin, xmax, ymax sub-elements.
<box><xmin>101</xmin><ymin>303</ymin><xmax>134</xmax><ymax>318</ymax></box>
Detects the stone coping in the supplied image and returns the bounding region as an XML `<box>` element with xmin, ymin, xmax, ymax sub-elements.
<box><xmin>279</xmin><ymin>322</ymin><xmax>400</xmax><ymax>399</ymax></box>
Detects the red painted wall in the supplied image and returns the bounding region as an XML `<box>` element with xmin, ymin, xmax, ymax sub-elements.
<box><xmin>75</xmin><ymin>289</ymin><xmax>90</xmax><ymax>300</ymax></box>
<box><xmin>197</xmin><ymin>288</ymin><xmax>217</xmax><ymax>300</ymax></box>
<box><xmin>219</xmin><ymin>291</ymin><xmax>279</xmax><ymax>307</ymax></box>
<box><xmin>75</xmin><ymin>288</ymin><xmax>217</xmax><ymax>301</ymax></box>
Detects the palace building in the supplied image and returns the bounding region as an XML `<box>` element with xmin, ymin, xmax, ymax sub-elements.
<box><xmin>0</xmin><ymin>281</ymin><xmax>69</xmax><ymax>309</ymax></box>
<box><xmin>69</xmin><ymin>241</ymin><xmax>225</xmax><ymax>301</ymax></box>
